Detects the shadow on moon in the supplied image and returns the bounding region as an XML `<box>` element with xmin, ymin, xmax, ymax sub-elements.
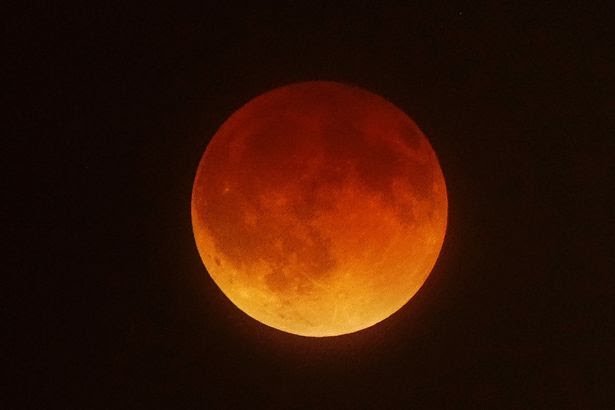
<box><xmin>192</xmin><ymin>81</ymin><xmax>447</xmax><ymax>337</ymax></box>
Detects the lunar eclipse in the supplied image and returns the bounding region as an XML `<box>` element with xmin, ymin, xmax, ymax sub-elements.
<box><xmin>192</xmin><ymin>81</ymin><xmax>447</xmax><ymax>337</ymax></box>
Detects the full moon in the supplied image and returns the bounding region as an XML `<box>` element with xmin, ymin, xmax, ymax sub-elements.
<box><xmin>191</xmin><ymin>81</ymin><xmax>447</xmax><ymax>337</ymax></box>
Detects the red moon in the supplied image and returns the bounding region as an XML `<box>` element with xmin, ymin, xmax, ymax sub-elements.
<box><xmin>192</xmin><ymin>81</ymin><xmax>447</xmax><ymax>337</ymax></box>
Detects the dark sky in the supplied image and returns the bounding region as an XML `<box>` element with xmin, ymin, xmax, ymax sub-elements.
<box><xmin>9</xmin><ymin>3</ymin><xmax>612</xmax><ymax>408</ymax></box>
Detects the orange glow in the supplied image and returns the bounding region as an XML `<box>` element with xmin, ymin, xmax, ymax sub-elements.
<box><xmin>192</xmin><ymin>81</ymin><xmax>447</xmax><ymax>337</ymax></box>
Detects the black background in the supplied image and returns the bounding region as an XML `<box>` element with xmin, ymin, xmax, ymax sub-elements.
<box><xmin>8</xmin><ymin>3</ymin><xmax>613</xmax><ymax>408</ymax></box>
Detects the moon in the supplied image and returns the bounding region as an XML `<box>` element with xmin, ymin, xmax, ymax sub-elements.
<box><xmin>191</xmin><ymin>81</ymin><xmax>447</xmax><ymax>337</ymax></box>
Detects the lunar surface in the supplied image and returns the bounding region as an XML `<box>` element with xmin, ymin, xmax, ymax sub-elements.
<box><xmin>191</xmin><ymin>81</ymin><xmax>447</xmax><ymax>337</ymax></box>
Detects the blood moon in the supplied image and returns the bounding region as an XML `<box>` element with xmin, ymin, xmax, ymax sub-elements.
<box><xmin>191</xmin><ymin>81</ymin><xmax>447</xmax><ymax>337</ymax></box>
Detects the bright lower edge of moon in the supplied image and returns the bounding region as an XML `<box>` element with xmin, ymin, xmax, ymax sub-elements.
<box><xmin>191</xmin><ymin>81</ymin><xmax>447</xmax><ymax>337</ymax></box>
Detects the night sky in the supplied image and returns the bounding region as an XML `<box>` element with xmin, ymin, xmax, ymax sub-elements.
<box><xmin>9</xmin><ymin>3</ymin><xmax>612</xmax><ymax>408</ymax></box>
